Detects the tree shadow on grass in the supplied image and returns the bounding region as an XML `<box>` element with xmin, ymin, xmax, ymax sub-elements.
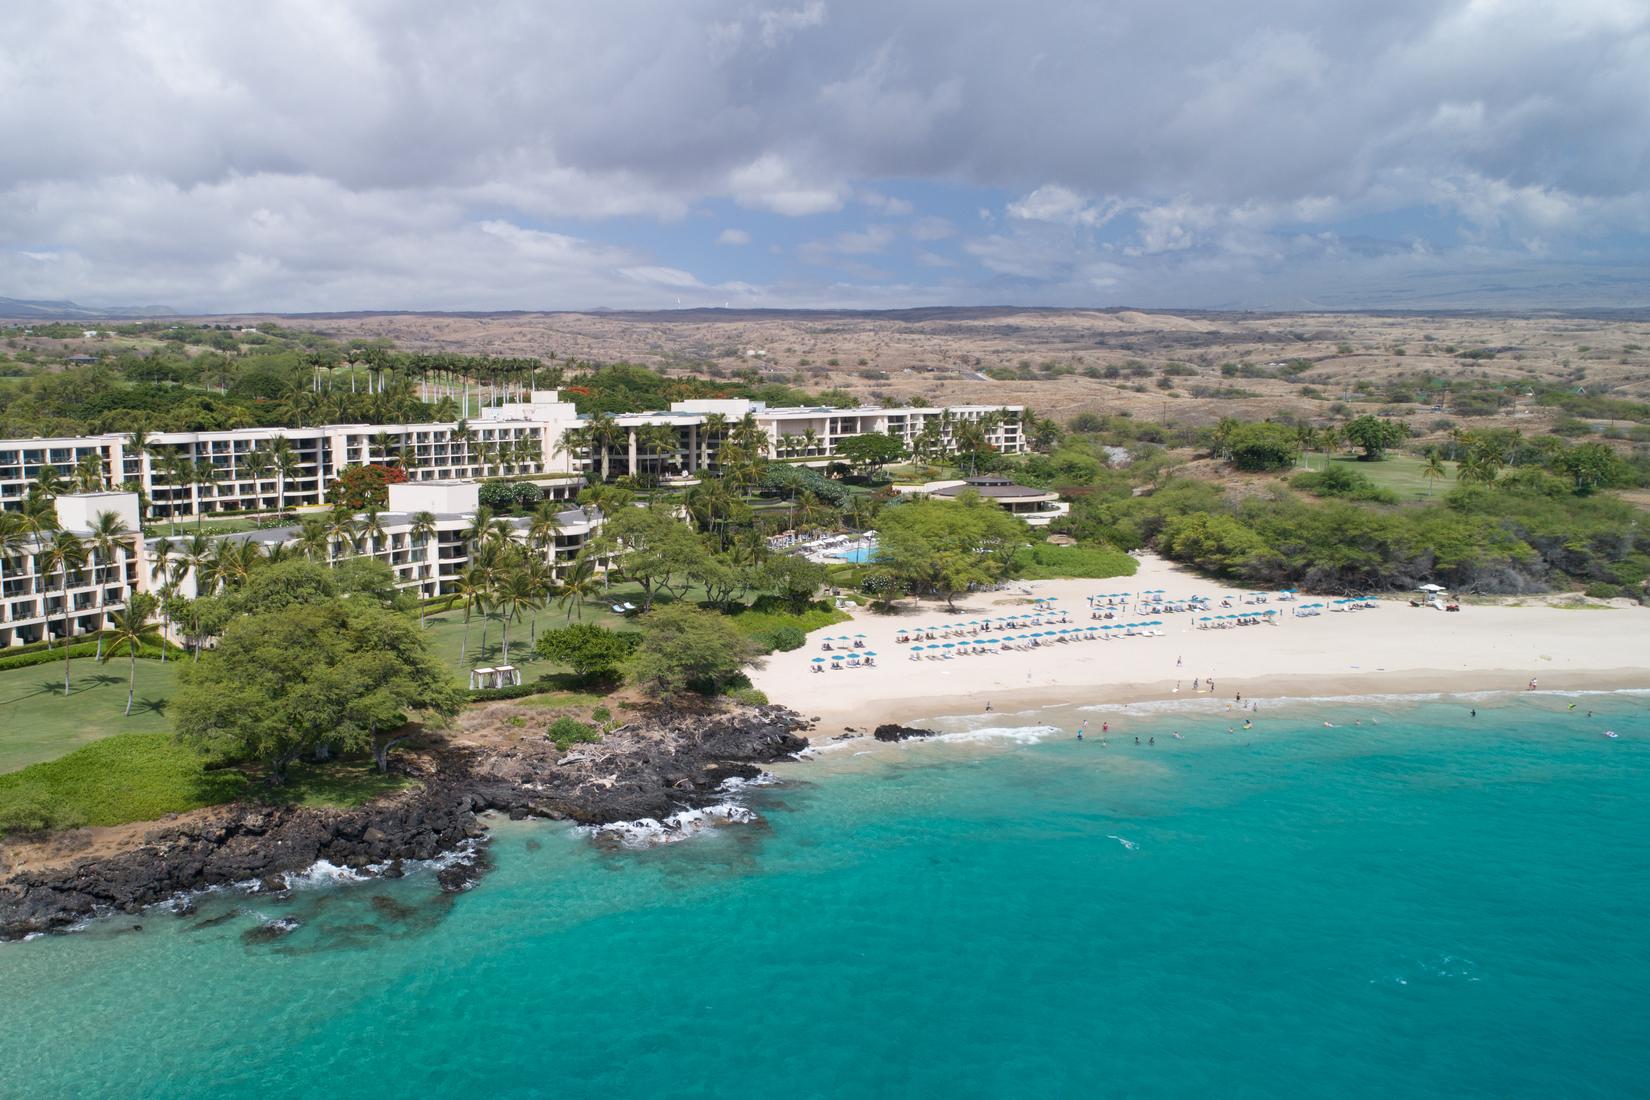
<box><xmin>132</xmin><ymin>695</ymin><xmax>169</xmax><ymax>717</ymax></box>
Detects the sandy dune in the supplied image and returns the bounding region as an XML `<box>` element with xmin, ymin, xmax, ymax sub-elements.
<box><xmin>751</xmin><ymin>555</ymin><xmax>1650</xmax><ymax>729</ymax></box>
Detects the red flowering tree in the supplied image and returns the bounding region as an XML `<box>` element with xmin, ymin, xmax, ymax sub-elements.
<box><xmin>328</xmin><ymin>464</ymin><xmax>407</xmax><ymax>510</ymax></box>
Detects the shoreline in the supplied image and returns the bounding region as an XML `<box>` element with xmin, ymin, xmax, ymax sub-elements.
<box><xmin>811</xmin><ymin>667</ymin><xmax>1650</xmax><ymax>732</ymax></box>
<box><xmin>752</xmin><ymin>554</ymin><xmax>1650</xmax><ymax>733</ymax></box>
<box><xmin>0</xmin><ymin>705</ymin><xmax>811</xmax><ymax>941</ymax></box>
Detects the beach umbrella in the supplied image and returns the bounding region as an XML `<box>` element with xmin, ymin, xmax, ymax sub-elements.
<box><xmin>863</xmin><ymin>651</ymin><xmax>877</xmax><ymax>657</ymax></box>
<box><xmin>811</xmin><ymin>657</ymin><xmax>826</xmax><ymax>663</ymax></box>
<box><xmin>1418</xmin><ymin>583</ymin><xmax>1445</xmax><ymax>592</ymax></box>
<box><xmin>830</xmin><ymin>653</ymin><xmax>843</xmax><ymax>661</ymax></box>
<box><xmin>942</xmin><ymin>642</ymin><xmax>956</xmax><ymax>648</ymax></box>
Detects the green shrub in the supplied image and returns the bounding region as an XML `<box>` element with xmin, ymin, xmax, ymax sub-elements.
<box><xmin>546</xmin><ymin>715</ymin><xmax>601</xmax><ymax>749</ymax></box>
<box><xmin>1290</xmin><ymin>466</ymin><xmax>1401</xmax><ymax>504</ymax></box>
<box><xmin>468</xmin><ymin>675</ymin><xmax>564</xmax><ymax>702</ymax></box>
<box><xmin>1012</xmin><ymin>541</ymin><xmax>1138</xmax><ymax>580</ymax></box>
<box><xmin>760</xmin><ymin>625</ymin><xmax>807</xmax><ymax>652</ymax></box>
<box><xmin>1583</xmin><ymin>582</ymin><xmax>1622</xmax><ymax>599</ymax></box>
<box><xmin>727</xmin><ymin>686</ymin><xmax>769</xmax><ymax>706</ymax></box>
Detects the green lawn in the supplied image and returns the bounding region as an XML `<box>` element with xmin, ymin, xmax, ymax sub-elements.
<box><xmin>0</xmin><ymin>732</ymin><xmax>246</xmax><ymax>832</ymax></box>
<box><xmin>1305</xmin><ymin>453</ymin><xmax>1459</xmax><ymax>500</ymax></box>
<box><xmin>0</xmin><ymin>658</ymin><xmax>182</xmax><ymax>774</ymax></box>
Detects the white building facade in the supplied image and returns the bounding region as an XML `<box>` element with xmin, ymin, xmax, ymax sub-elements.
<box><xmin>1</xmin><ymin>393</ymin><xmax>1024</xmax><ymax>520</ymax></box>
<box><xmin>0</xmin><ymin>484</ymin><xmax>605</xmax><ymax>647</ymax></box>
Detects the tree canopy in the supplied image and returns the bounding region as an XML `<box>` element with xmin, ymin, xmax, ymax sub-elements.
<box><xmin>627</xmin><ymin>603</ymin><xmax>758</xmax><ymax>693</ymax></box>
<box><xmin>873</xmin><ymin>494</ymin><xmax>1030</xmax><ymax>609</ymax></box>
<box><xmin>837</xmin><ymin>433</ymin><xmax>904</xmax><ymax>478</ymax></box>
<box><xmin>172</xmin><ymin>600</ymin><xmax>462</xmax><ymax>780</ymax></box>
<box><xmin>1341</xmin><ymin>415</ymin><xmax>1409</xmax><ymax>461</ymax></box>
<box><xmin>536</xmin><ymin>623</ymin><xmax>641</xmax><ymax>683</ymax></box>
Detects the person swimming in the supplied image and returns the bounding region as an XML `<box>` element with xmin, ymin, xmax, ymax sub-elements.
<box><xmin>1172</xmin><ymin>731</ymin><xmax>1183</xmax><ymax>740</ymax></box>
<box><xmin>1148</xmin><ymin>736</ymin><xmax>1155</xmax><ymax>745</ymax></box>
<box><xmin>1243</xmin><ymin>719</ymin><xmax>1252</xmax><ymax>730</ymax></box>
<box><xmin>1077</xmin><ymin>720</ymin><xmax>1087</xmax><ymax>741</ymax></box>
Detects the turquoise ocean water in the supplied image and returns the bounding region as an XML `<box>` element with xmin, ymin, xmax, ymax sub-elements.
<box><xmin>1</xmin><ymin>693</ymin><xmax>1647</xmax><ymax>1099</ymax></box>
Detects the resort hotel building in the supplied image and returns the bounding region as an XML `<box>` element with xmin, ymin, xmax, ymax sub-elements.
<box><xmin>0</xmin><ymin>482</ymin><xmax>603</xmax><ymax>649</ymax></box>
<box><xmin>0</xmin><ymin>394</ymin><xmax>1025</xmax><ymax>520</ymax></box>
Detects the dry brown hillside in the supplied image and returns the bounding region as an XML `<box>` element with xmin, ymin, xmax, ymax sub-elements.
<box><xmin>222</xmin><ymin>307</ymin><xmax>1650</xmax><ymax>437</ymax></box>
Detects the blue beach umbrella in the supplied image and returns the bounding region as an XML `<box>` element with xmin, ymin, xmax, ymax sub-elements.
<box><xmin>811</xmin><ymin>657</ymin><xmax>826</xmax><ymax>663</ymax></box>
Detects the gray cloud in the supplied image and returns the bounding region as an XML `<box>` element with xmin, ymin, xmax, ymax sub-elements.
<box><xmin>1</xmin><ymin>0</ymin><xmax>1647</xmax><ymax>309</ymax></box>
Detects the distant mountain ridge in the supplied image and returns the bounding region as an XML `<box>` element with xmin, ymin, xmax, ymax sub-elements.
<box><xmin>0</xmin><ymin>296</ymin><xmax>178</xmax><ymax>319</ymax></box>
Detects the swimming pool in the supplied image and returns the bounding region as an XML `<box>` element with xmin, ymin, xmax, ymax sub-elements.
<box><xmin>832</xmin><ymin>546</ymin><xmax>878</xmax><ymax>563</ymax></box>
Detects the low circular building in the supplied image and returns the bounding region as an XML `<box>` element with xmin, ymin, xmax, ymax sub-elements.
<box><xmin>928</xmin><ymin>476</ymin><xmax>1066</xmax><ymax>526</ymax></box>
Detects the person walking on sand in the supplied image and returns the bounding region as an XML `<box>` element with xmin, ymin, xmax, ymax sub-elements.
<box><xmin>1176</xmin><ymin>655</ymin><xmax>1183</xmax><ymax>668</ymax></box>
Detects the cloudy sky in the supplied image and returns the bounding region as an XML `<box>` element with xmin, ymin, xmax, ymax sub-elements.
<box><xmin>3</xmin><ymin>0</ymin><xmax>1648</xmax><ymax>312</ymax></box>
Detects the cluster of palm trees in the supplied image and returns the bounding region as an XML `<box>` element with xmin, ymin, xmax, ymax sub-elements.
<box><xmin>444</xmin><ymin>506</ymin><xmax>604</xmax><ymax>666</ymax></box>
<box><xmin>0</xmin><ymin>504</ymin><xmax>138</xmax><ymax>696</ymax></box>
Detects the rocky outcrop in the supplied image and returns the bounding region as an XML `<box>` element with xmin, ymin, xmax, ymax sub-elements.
<box><xmin>873</xmin><ymin>723</ymin><xmax>938</xmax><ymax>742</ymax></box>
<box><xmin>0</xmin><ymin>704</ymin><xmax>810</xmax><ymax>941</ymax></box>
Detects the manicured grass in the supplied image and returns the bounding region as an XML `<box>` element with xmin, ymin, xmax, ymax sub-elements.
<box><xmin>1305</xmin><ymin>453</ymin><xmax>1459</xmax><ymax>500</ymax></box>
<box><xmin>0</xmin><ymin>659</ymin><xmax>182</xmax><ymax>773</ymax></box>
<box><xmin>255</xmin><ymin>760</ymin><xmax>419</xmax><ymax>809</ymax></box>
<box><xmin>0</xmin><ymin>732</ymin><xmax>247</xmax><ymax>833</ymax></box>
<box><xmin>1013</xmin><ymin>541</ymin><xmax>1139</xmax><ymax>580</ymax></box>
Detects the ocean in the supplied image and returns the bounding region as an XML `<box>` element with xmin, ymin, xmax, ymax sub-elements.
<box><xmin>1</xmin><ymin>693</ymin><xmax>1647</xmax><ymax>1099</ymax></box>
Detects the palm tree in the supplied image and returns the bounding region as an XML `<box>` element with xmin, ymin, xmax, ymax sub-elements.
<box><xmin>270</xmin><ymin>437</ymin><xmax>300</xmax><ymax>515</ymax></box>
<box><xmin>87</xmin><ymin>509</ymin><xmax>131</xmax><ymax>658</ymax></box>
<box><xmin>74</xmin><ymin>452</ymin><xmax>106</xmax><ymax>493</ymax></box>
<box><xmin>296</xmin><ymin>518</ymin><xmax>330</xmax><ymax>561</ymax></box>
<box><xmin>492</xmin><ymin>570</ymin><xmax>538</xmax><ymax>663</ymax></box>
<box><xmin>191</xmin><ymin>460</ymin><xmax>222</xmax><ymax>530</ymax></box>
<box><xmin>180</xmin><ymin>533</ymin><xmax>213</xmax><ymax>594</ymax></box>
<box><xmin>32</xmin><ymin>463</ymin><xmax>67</xmax><ymax>502</ymax></box>
<box><xmin>0</xmin><ymin>510</ymin><xmax>29</xmax><ymax>572</ymax></box>
<box><xmin>1421</xmin><ymin>451</ymin><xmax>1447</xmax><ymax>496</ymax></box>
<box><xmin>527</xmin><ymin>500</ymin><xmax>563</xmax><ymax>551</ymax></box>
<box><xmin>125</xmin><ymin>430</ymin><xmax>151</xmax><ymax>481</ymax></box>
<box><xmin>358</xmin><ymin>508</ymin><xmax>387</xmax><ymax>558</ymax></box>
<box><xmin>640</xmin><ymin>423</ymin><xmax>679</xmax><ymax>480</ymax></box>
<box><xmin>554</xmin><ymin>550</ymin><xmax>601</xmax><ymax>621</ymax></box>
<box><xmin>584</xmin><ymin>412</ymin><xmax>623</xmax><ymax>482</ymax></box>
<box><xmin>242</xmin><ymin>447</ymin><xmax>273</xmax><ymax>510</ymax></box>
<box><xmin>100</xmin><ymin>593</ymin><xmax>161</xmax><ymax>716</ymax></box>
<box><xmin>452</xmin><ymin>567</ymin><xmax>486</xmax><ymax>661</ymax></box>
<box><xmin>371</xmin><ymin>431</ymin><xmax>396</xmax><ymax>465</ymax></box>
<box><xmin>323</xmin><ymin>507</ymin><xmax>358</xmax><ymax>566</ymax></box>
<box><xmin>16</xmin><ymin>497</ymin><xmax>60</xmax><ymax>554</ymax></box>
<box><xmin>519</xmin><ymin>555</ymin><xmax>555</xmax><ymax>645</ymax></box>
<box><xmin>700</xmin><ymin>411</ymin><xmax>729</xmax><ymax>470</ymax></box>
<box><xmin>452</xmin><ymin>418</ymin><xmax>476</xmax><ymax>471</ymax></box>
<box><xmin>42</xmin><ymin>530</ymin><xmax>87</xmax><ymax>694</ymax></box>
<box><xmin>409</xmin><ymin>510</ymin><xmax>438</xmax><ymax>623</ymax></box>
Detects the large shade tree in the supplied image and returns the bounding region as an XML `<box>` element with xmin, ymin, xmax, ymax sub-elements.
<box><xmin>873</xmin><ymin>493</ymin><xmax>1031</xmax><ymax>610</ymax></box>
<box><xmin>173</xmin><ymin>600</ymin><xmax>462</xmax><ymax>781</ymax></box>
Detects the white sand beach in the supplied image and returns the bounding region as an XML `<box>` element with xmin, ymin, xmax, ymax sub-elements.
<box><xmin>751</xmin><ymin>554</ymin><xmax>1650</xmax><ymax>729</ymax></box>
